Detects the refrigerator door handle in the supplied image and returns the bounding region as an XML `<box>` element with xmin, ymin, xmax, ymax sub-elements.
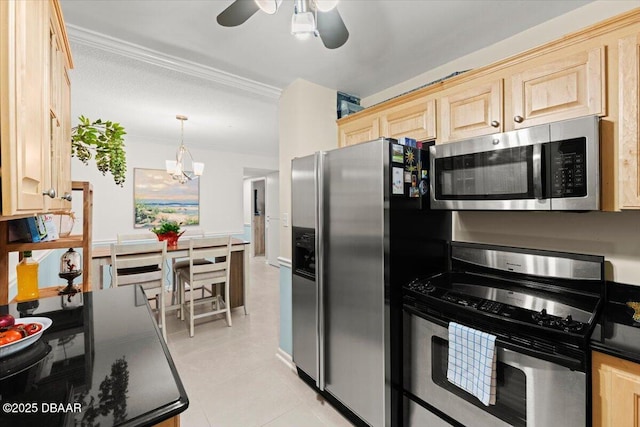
<box><xmin>316</xmin><ymin>151</ymin><xmax>326</xmax><ymax>391</ymax></box>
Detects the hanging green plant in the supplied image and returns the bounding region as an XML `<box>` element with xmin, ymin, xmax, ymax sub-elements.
<box><xmin>71</xmin><ymin>115</ymin><xmax>127</xmax><ymax>186</ymax></box>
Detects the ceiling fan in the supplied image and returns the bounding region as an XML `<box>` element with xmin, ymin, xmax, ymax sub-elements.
<box><xmin>217</xmin><ymin>0</ymin><xmax>349</xmax><ymax>49</ymax></box>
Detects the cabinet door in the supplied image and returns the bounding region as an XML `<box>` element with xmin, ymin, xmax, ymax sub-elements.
<box><xmin>0</xmin><ymin>0</ymin><xmax>50</xmax><ymax>215</ymax></box>
<box><xmin>618</xmin><ymin>34</ymin><xmax>640</xmax><ymax>209</ymax></box>
<box><xmin>338</xmin><ymin>115</ymin><xmax>380</xmax><ymax>147</ymax></box>
<box><xmin>48</xmin><ymin>15</ymin><xmax>71</xmax><ymax>211</ymax></box>
<box><xmin>58</xmin><ymin>66</ymin><xmax>72</xmax><ymax>208</ymax></box>
<box><xmin>380</xmin><ymin>97</ymin><xmax>436</xmax><ymax>141</ymax></box>
<box><xmin>439</xmin><ymin>80</ymin><xmax>503</xmax><ymax>143</ymax></box>
<box><xmin>48</xmin><ymin>24</ymin><xmax>63</xmax><ymax>211</ymax></box>
<box><xmin>593</xmin><ymin>351</ymin><xmax>640</xmax><ymax>427</ymax></box>
<box><xmin>511</xmin><ymin>47</ymin><xmax>605</xmax><ymax>129</ymax></box>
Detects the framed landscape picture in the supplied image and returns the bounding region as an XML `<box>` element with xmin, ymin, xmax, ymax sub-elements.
<box><xmin>134</xmin><ymin>168</ymin><xmax>200</xmax><ymax>228</ymax></box>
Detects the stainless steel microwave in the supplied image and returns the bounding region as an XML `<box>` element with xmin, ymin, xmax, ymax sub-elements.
<box><xmin>429</xmin><ymin>115</ymin><xmax>600</xmax><ymax>211</ymax></box>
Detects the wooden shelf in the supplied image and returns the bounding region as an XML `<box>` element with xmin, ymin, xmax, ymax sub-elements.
<box><xmin>10</xmin><ymin>285</ymin><xmax>81</xmax><ymax>303</ymax></box>
<box><xmin>6</xmin><ymin>235</ymin><xmax>83</xmax><ymax>252</ymax></box>
<box><xmin>0</xmin><ymin>181</ymin><xmax>93</xmax><ymax>305</ymax></box>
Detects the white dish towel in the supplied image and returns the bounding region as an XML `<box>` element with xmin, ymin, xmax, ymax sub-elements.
<box><xmin>446</xmin><ymin>322</ymin><xmax>497</xmax><ymax>406</ymax></box>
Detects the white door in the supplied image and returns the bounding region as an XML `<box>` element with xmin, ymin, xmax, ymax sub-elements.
<box><xmin>265</xmin><ymin>172</ymin><xmax>280</xmax><ymax>267</ymax></box>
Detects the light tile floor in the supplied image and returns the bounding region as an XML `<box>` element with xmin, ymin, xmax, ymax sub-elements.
<box><xmin>164</xmin><ymin>256</ymin><xmax>353</xmax><ymax>427</ymax></box>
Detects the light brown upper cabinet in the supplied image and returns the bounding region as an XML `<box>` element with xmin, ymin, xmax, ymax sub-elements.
<box><xmin>617</xmin><ymin>33</ymin><xmax>640</xmax><ymax>209</ymax></box>
<box><xmin>0</xmin><ymin>0</ymin><xmax>50</xmax><ymax>215</ymax></box>
<box><xmin>338</xmin><ymin>114</ymin><xmax>380</xmax><ymax>147</ymax></box>
<box><xmin>380</xmin><ymin>96</ymin><xmax>436</xmax><ymax>142</ymax></box>
<box><xmin>439</xmin><ymin>80</ymin><xmax>503</xmax><ymax>143</ymax></box>
<box><xmin>48</xmin><ymin>2</ymin><xmax>73</xmax><ymax>211</ymax></box>
<box><xmin>511</xmin><ymin>47</ymin><xmax>605</xmax><ymax>129</ymax></box>
<box><xmin>335</xmin><ymin>9</ymin><xmax>639</xmax><ymax>210</ymax></box>
<box><xmin>0</xmin><ymin>0</ymin><xmax>72</xmax><ymax>216</ymax></box>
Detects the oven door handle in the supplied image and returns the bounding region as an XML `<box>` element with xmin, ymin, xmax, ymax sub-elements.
<box><xmin>495</xmin><ymin>338</ymin><xmax>584</xmax><ymax>371</ymax></box>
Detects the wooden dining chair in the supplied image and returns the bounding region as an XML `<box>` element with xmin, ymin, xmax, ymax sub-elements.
<box><xmin>175</xmin><ymin>236</ymin><xmax>232</xmax><ymax>337</ymax></box>
<box><xmin>110</xmin><ymin>240</ymin><xmax>168</xmax><ymax>341</ymax></box>
<box><xmin>169</xmin><ymin>228</ymin><xmax>209</xmax><ymax>310</ymax></box>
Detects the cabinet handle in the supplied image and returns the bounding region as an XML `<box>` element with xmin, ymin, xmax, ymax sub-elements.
<box><xmin>61</xmin><ymin>193</ymin><xmax>72</xmax><ymax>202</ymax></box>
<box><xmin>490</xmin><ymin>120</ymin><xmax>500</xmax><ymax>128</ymax></box>
<box><xmin>43</xmin><ymin>188</ymin><xmax>56</xmax><ymax>198</ymax></box>
<box><xmin>514</xmin><ymin>115</ymin><xmax>524</xmax><ymax>123</ymax></box>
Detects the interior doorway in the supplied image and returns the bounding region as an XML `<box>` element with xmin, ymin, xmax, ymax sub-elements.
<box><xmin>251</xmin><ymin>180</ymin><xmax>265</xmax><ymax>256</ymax></box>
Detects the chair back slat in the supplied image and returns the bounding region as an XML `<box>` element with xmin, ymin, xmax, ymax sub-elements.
<box><xmin>192</xmin><ymin>262</ymin><xmax>226</xmax><ymax>274</ymax></box>
<box><xmin>192</xmin><ymin>246</ymin><xmax>229</xmax><ymax>260</ymax></box>
<box><xmin>117</xmin><ymin>271</ymin><xmax>163</xmax><ymax>287</ymax></box>
<box><xmin>118</xmin><ymin>253</ymin><xmax>162</xmax><ymax>268</ymax></box>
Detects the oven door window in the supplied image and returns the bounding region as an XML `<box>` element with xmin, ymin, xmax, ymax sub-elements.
<box><xmin>432</xmin><ymin>336</ymin><xmax>526</xmax><ymax>427</ymax></box>
<box><xmin>434</xmin><ymin>146</ymin><xmax>534</xmax><ymax>200</ymax></box>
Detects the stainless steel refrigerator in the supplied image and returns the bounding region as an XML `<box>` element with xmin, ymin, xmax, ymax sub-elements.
<box><xmin>291</xmin><ymin>138</ymin><xmax>451</xmax><ymax>427</ymax></box>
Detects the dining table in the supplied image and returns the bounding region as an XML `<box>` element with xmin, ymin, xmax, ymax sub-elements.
<box><xmin>90</xmin><ymin>237</ymin><xmax>250</xmax><ymax>313</ymax></box>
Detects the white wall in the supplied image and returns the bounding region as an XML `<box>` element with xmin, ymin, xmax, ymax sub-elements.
<box><xmin>243</xmin><ymin>179</ymin><xmax>252</xmax><ymax>225</ymax></box>
<box><xmin>71</xmin><ymin>137</ymin><xmax>278</xmax><ymax>242</ymax></box>
<box><xmin>278</xmin><ymin>79</ymin><xmax>338</xmax><ymax>260</ymax></box>
<box><xmin>454</xmin><ymin>211</ymin><xmax>640</xmax><ymax>285</ymax></box>
<box><xmin>360</xmin><ymin>1</ymin><xmax>640</xmax><ymax>286</ymax></box>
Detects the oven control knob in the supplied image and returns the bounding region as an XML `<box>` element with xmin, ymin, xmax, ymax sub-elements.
<box><xmin>559</xmin><ymin>315</ymin><xmax>584</xmax><ymax>333</ymax></box>
<box><xmin>532</xmin><ymin>308</ymin><xmax>554</xmax><ymax>326</ymax></box>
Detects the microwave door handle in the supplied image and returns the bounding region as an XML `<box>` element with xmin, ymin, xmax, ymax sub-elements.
<box><xmin>533</xmin><ymin>144</ymin><xmax>543</xmax><ymax>200</ymax></box>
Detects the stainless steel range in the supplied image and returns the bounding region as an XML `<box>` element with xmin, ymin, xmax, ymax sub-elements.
<box><xmin>402</xmin><ymin>242</ymin><xmax>604</xmax><ymax>427</ymax></box>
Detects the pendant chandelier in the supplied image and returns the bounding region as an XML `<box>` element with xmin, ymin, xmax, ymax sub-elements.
<box><xmin>165</xmin><ymin>115</ymin><xmax>204</xmax><ymax>184</ymax></box>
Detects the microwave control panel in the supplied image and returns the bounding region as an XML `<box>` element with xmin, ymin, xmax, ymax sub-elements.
<box><xmin>548</xmin><ymin>138</ymin><xmax>586</xmax><ymax>198</ymax></box>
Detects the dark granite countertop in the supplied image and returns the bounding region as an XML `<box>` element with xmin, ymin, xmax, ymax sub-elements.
<box><xmin>591</xmin><ymin>282</ymin><xmax>640</xmax><ymax>364</ymax></box>
<box><xmin>0</xmin><ymin>286</ymin><xmax>188</xmax><ymax>427</ymax></box>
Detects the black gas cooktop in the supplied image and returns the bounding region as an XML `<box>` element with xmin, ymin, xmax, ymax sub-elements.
<box><xmin>403</xmin><ymin>243</ymin><xmax>605</xmax><ymax>356</ymax></box>
<box><xmin>406</xmin><ymin>272</ymin><xmax>599</xmax><ymax>334</ymax></box>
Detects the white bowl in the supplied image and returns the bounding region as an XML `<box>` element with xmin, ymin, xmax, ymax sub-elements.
<box><xmin>0</xmin><ymin>317</ymin><xmax>52</xmax><ymax>359</ymax></box>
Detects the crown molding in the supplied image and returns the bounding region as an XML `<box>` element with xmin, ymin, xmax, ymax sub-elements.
<box><xmin>67</xmin><ymin>24</ymin><xmax>282</xmax><ymax>100</ymax></box>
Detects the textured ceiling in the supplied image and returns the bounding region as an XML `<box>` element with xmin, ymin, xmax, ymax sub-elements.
<box><xmin>61</xmin><ymin>0</ymin><xmax>596</xmax><ymax>157</ymax></box>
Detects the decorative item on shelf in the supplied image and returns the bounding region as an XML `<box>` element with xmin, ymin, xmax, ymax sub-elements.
<box><xmin>151</xmin><ymin>220</ymin><xmax>184</xmax><ymax>249</ymax></box>
<box><xmin>16</xmin><ymin>251</ymin><xmax>39</xmax><ymax>302</ymax></box>
<box><xmin>58</xmin><ymin>248</ymin><xmax>82</xmax><ymax>297</ymax></box>
<box><xmin>71</xmin><ymin>115</ymin><xmax>127</xmax><ymax>186</ymax></box>
<box><xmin>51</xmin><ymin>211</ymin><xmax>75</xmax><ymax>238</ymax></box>
<box><xmin>165</xmin><ymin>115</ymin><xmax>204</xmax><ymax>185</ymax></box>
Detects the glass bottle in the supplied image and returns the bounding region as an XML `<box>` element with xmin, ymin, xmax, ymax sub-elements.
<box><xmin>16</xmin><ymin>250</ymin><xmax>39</xmax><ymax>302</ymax></box>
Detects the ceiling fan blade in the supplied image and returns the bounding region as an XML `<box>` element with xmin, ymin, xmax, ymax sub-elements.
<box><xmin>217</xmin><ymin>0</ymin><xmax>261</xmax><ymax>27</ymax></box>
<box><xmin>316</xmin><ymin>8</ymin><xmax>349</xmax><ymax>49</ymax></box>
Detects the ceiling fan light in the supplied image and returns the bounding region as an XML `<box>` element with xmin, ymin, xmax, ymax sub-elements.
<box><xmin>291</xmin><ymin>11</ymin><xmax>316</xmax><ymax>35</ymax></box>
<box><xmin>314</xmin><ymin>0</ymin><xmax>338</xmax><ymax>12</ymax></box>
<box><xmin>255</xmin><ymin>0</ymin><xmax>282</xmax><ymax>14</ymax></box>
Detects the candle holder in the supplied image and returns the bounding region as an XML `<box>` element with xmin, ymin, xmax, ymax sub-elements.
<box><xmin>58</xmin><ymin>248</ymin><xmax>81</xmax><ymax>296</ymax></box>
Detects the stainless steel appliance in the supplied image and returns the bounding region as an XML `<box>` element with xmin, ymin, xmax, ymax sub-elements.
<box><xmin>430</xmin><ymin>115</ymin><xmax>600</xmax><ymax>211</ymax></box>
<box><xmin>403</xmin><ymin>242</ymin><xmax>605</xmax><ymax>426</ymax></box>
<box><xmin>291</xmin><ymin>138</ymin><xmax>451</xmax><ymax>427</ymax></box>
